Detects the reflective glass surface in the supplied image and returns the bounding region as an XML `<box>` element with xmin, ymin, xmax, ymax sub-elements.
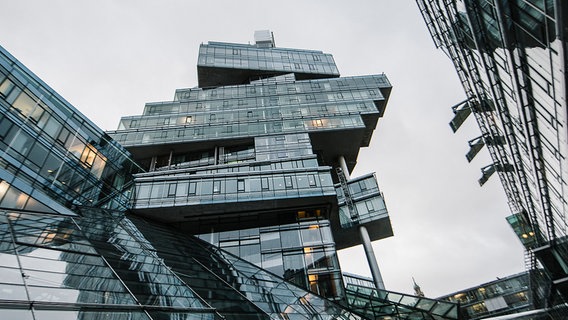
<box><xmin>336</xmin><ymin>173</ymin><xmax>388</xmax><ymax>228</ymax></box>
<box><xmin>0</xmin><ymin>207</ymin><xmax>369</xmax><ymax>319</ymax></box>
<box><xmin>417</xmin><ymin>0</ymin><xmax>568</xmax><ymax>308</ymax></box>
<box><xmin>0</xmin><ymin>45</ymin><xmax>143</xmax><ymax>212</ymax></box>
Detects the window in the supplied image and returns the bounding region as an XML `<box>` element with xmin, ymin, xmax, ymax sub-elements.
<box><xmin>285</xmin><ymin>176</ymin><xmax>293</xmax><ymax>189</ymax></box>
<box><xmin>0</xmin><ymin>78</ymin><xmax>15</xmax><ymax>97</ymax></box>
<box><xmin>301</xmin><ymin>226</ymin><xmax>322</xmax><ymax>245</ymax></box>
<box><xmin>213</xmin><ymin>181</ymin><xmax>221</xmax><ymax>194</ymax></box>
<box><xmin>261</xmin><ymin>177</ymin><xmax>269</xmax><ymax>190</ymax></box>
<box><xmin>283</xmin><ymin>252</ymin><xmax>305</xmax><ymax>273</ymax></box>
<box><xmin>262</xmin><ymin>252</ymin><xmax>283</xmax><ymax>275</ymax></box>
<box><xmin>188</xmin><ymin>182</ymin><xmax>196</xmax><ymax>195</ymax></box>
<box><xmin>185</xmin><ymin>116</ymin><xmax>192</xmax><ymax>124</ymax></box>
<box><xmin>237</xmin><ymin>179</ymin><xmax>245</xmax><ymax>192</ymax></box>
<box><xmin>167</xmin><ymin>183</ymin><xmax>177</xmax><ymax>197</ymax></box>
<box><xmin>0</xmin><ymin>117</ymin><xmax>13</xmax><ymax>139</ymax></box>
<box><xmin>308</xmin><ymin>175</ymin><xmax>317</xmax><ymax>187</ymax></box>
<box><xmin>12</xmin><ymin>92</ymin><xmax>44</xmax><ymax>122</ymax></box>
<box><xmin>80</xmin><ymin>145</ymin><xmax>97</xmax><ymax>168</ymax></box>
<box><xmin>365</xmin><ymin>200</ymin><xmax>375</xmax><ymax>212</ymax></box>
<box><xmin>56</xmin><ymin>127</ymin><xmax>71</xmax><ymax>146</ymax></box>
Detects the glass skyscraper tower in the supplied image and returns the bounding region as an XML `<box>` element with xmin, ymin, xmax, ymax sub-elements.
<box><xmin>417</xmin><ymin>0</ymin><xmax>568</xmax><ymax>317</ymax></box>
<box><xmin>0</xmin><ymin>30</ymin><xmax>461</xmax><ymax>319</ymax></box>
<box><xmin>108</xmin><ymin>30</ymin><xmax>394</xmax><ymax>300</ymax></box>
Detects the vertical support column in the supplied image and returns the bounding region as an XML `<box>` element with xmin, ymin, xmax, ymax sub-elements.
<box><xmin>359</xmin><ymin>224</ymin><xmax>385</xmax><ymax>290</ymax></box>
<box><xmin>339</xmin><ymin>155</ymin><xmax>386</xmax><ymax>290</ymax></box>
<box><xmin>339</xmin><ymin>155</ymin><xmax>350</xmax><ymax>178</ymax></box>
<box><xmin>167</xmin><ymin>150</ymin><xmax>173</xmax><ymax>169</ymax></box>
<box><xmin>149</xmin><ymin>156</ymin><xmax>157</xmax><ymax>171</ymax></box>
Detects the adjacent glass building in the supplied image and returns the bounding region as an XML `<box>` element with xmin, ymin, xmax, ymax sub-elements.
<box><xmin>416</xmin><ymin>0</ymin><xmax>568</xmax><ymax>318</ymax></box>
<box><xmin>439</xmin><ymin>272</ymin><xmax>535</xmax><ymax>320</ymax></box>
<box><xmin>0</xmin><ymin>31</ymin><xmax>460</xmax><ymax>319</ymax></box>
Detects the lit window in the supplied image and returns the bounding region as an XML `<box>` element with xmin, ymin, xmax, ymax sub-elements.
<box><xmin>80</xmin><ymin>145</ymin><xmax>97</xmax><ymax>168</ymax></box>
<box><xmin>185</xmin><ymin>116</ymin><xmax>192</xmax><ymax>124</ymax></box>
<box><xmin>312</xmin><ymin>119</ymin><xmax>324</xmax><ymax>127</ymax></box>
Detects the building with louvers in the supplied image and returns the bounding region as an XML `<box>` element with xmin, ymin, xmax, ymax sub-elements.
<box><xmin>416</xmin><ymin>0</ymin><xmax>568</xmax><ymax>318</ymax></box>
<box><xmin>0</xmin><ymin>30</ymin><xmax>460</xmax><ymax>319</ymax></box>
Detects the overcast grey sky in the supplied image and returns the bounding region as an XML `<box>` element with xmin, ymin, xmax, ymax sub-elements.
<box><xmin>0</xmin><ymin>0</ymin><xmax>525</xmax><ymax>297</ymax></box>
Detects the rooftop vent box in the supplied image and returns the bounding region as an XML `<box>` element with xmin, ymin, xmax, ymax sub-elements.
<box><xmin>254</xmin><ymin>30</ymin><xmax>275</xmax><ymax>48</ymax></box>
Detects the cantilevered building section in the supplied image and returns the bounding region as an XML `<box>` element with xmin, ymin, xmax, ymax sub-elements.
<box><xmin>109</xmin><ymin>31</ymin><xmax>394</xmax><ymax>300</ymax></box>
<box><xmin>416</xmin><ymin>0</ymin><xmax>568</xmax><ymax>316</ymax></box>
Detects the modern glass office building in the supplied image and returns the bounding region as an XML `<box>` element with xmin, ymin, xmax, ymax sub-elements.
<box><xmin>439</xmin><ymin>272</ymin><xmax>532</xmax><ymax>320</ymax></box>
<box><xmin>416</xmin><ymin>0</ymin><xmax>568</xmax><ymax>317</ymax></box>
<box><xmin>108</xmin><ymin>32</ymin><xmax>395</xmax><ymax>302</ymax></box>
<box><xmin>0</xmin><ymin>31</ymin><xmax>461</xmax><ymax>319</ymax></box>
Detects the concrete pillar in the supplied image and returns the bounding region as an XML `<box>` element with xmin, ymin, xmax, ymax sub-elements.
<box><xmin>338</xmin><ymin>155</ymin><xmax>350</xmax><ymax>179</ymax></box>
<box><xmin>339</xmin><ymin>154</ymin><xmax>385</xmax><ymax>290</ymax></box>
<box><xmin>359</xmin><ymin>225</ymin><xmax>385</xmax><ymax>290</ymax></box>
